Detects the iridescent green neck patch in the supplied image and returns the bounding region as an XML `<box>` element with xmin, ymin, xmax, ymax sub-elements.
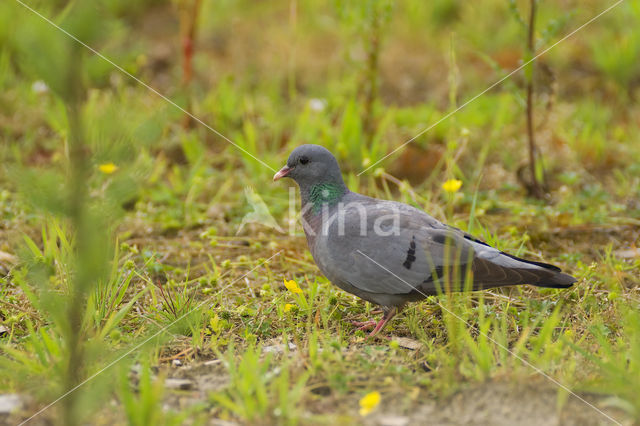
<box><xmin>308</xmin><ymin>182</ymin><xmax>346</xmax><ymax>213</ymax></box>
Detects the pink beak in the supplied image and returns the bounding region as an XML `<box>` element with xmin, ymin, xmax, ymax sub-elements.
<box><xmin>273</xmin><ymin>165</ymin><xmax>292</xmax><ymax>181</ymax></box>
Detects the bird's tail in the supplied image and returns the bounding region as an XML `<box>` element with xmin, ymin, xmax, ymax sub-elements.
<box><xmin>468</xmin><ymin>251</ymin><xmax>578</xmax><ymax>291</ymax></box>
<box><xmin>532</xmin><ymin>271</ymin><xmax>576</xmax><ymax>288</ymax></box>
<box><xmin>503</xmin><ymin>255</ymin><xmax>577</xmax><ymax>288</ymax></box>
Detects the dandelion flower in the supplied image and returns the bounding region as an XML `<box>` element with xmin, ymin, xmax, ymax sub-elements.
<box><xmin>98</xmin><ymin>163</ymin><xmax>118</xmax><ymax>174</ymax></box>
<box><xmin>284</xmin><ymin>303</ymin><xmax>294</xmax><ymax>312</ymax></box>
<box><xmin>359</xmin><ymin>391</ymin><xmax>381</xmax><ymax>416</ymax></box>
<box><xmin>283</xmin><ymin>278</ymin><xmax>302</xmax><ymax>294</ymax></box>
<box><xmin>442</xmin><ymin>179</ymin><xmax>462</xmax><ymax>193</ymax></box>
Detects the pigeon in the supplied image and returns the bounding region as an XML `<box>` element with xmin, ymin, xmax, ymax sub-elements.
<box><xmin>273</xmin><ymin>144</ymin><xmax>576</xmax><ymax>336</ymax></box>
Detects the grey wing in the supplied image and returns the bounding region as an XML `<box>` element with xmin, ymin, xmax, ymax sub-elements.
<box><xmin>315</xmin><ymin>201</ymin><xmax>474</xmax><ymax>295</ymax></box>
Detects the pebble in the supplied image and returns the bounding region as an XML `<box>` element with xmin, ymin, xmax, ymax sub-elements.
<box><xmin>164</xmin><ymin>378</ymin><xmax>193</xmax><ymax>390</ymax></box>
<box><xmin>0</xmin><ymin>394</ymin><xmax>22</xmax><ymax>415</ymax></box>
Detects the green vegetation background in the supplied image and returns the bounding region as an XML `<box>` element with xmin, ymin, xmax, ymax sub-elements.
<box><xmin>0</xmin><ymin>0</ymin><xmax>639</xmax><ymax>424</ymax></box>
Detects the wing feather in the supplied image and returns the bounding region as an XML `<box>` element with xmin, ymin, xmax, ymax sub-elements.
<box><xmin>314</xmin><ymin>200</ymin><xmax>473</xmax><ymax>295</ymax></box>
<box><xmin>312</xmin><ymin>197</ymin><xmax>571</xmax><ymax>297</ymax></box>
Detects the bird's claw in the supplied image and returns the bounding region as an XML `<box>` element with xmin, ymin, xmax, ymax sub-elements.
<box><xmin>351</xmin><ymin>320</ymin><xmax>377</xmax><ymax>331</ymax></box>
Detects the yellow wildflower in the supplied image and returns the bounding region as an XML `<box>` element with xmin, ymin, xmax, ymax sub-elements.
<box><xmin>283</xmin><ymin>278</ymin><xmax>302</xmax><ymax>294</ymax></box>
<box><xmin>98</xmin><ymin>163</ymin><xmax>118</xmax><ymax>174</ymax></box>
<box><xmin>442</xmin><ymin>179</ymin><xmax>462</xmax><ymax>193</ymax></box>
<box><xmin>284</xmin><ymin>303</ymin><xmax>294</xmax><ymax>312</ymax></box>
<box><xmin>359</xmin><ymin>391</ymin><xmax>381</xmax><ymax>416</ymax></box>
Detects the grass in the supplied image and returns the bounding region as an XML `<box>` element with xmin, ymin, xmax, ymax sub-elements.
<box><xmin>1</xmin><ymin>0</ymin><xmax>639</xmax><ymax>424</ymax></box>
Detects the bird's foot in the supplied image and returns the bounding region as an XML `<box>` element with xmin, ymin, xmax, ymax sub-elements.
<box><xmin>367</xmin><ymin>317</ymin><xmax>391</xmax><ymax>338</ymax></box>
<box><xmin>351</xmin><ymin>307</ymin><xmax>399</xmax><ymax>338</ymax></box>
<box><xmin>351</xmin><ymin>320</ymin><xmax>377</xmax><ymax>331</ymax></box>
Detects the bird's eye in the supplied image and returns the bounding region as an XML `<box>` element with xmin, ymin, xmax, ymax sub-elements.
<box><xmin>299</xmin><ymin>156</ymin><xmax>309</xmax><ymax>165</ymax></box>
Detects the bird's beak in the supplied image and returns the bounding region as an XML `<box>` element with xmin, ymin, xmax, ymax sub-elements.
<box><xmin>273</xmin><ymin>165</ymin><xmax>292</xmax><ymax>181</ymax></box>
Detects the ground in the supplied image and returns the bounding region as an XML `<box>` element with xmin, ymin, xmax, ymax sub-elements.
<box><xmin>0</xmin><ymin>0</ymin><xmax>639</xmax><ymax>425</ymax></box>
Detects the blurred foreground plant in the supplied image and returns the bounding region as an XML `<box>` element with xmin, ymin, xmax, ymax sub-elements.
<box><xmin>210</xmin><ymin>341</ymin><xmax>309</xmax><ymax>423</ymax></box>
<box><xmin>1</xmin><ymin>2</ymin><xmax>143</xmax><ymax>424</ymax></box>
<box><xmin>571</xmin><ymin>307</ymin><xmax>640</xmax><ymax>420</ymax></box>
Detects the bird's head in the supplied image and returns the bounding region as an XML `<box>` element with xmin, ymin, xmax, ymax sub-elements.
<box><xmin>273</xmin><ymin>144</ymin><xmax>345</xmax><ymax>189</ymax></box>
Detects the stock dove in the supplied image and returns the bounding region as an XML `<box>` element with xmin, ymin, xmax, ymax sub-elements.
<box><xmin>274</xmin><ymin>144</ymin><xmax>576</xmax><ymax>336</ymax></box>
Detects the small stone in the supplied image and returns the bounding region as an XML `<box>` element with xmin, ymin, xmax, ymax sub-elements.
<box><xmin>171</xmin><ymin>359</ymin><xmax>182</xmax><ymax>367</ymax></box>
<box><xmin>615</xmin><ymin>248</ymin><xmax>640</xmax><ymax>259</ymax></box>
<box><xmin>0</xmin><ymin>251</ymin><xmax>17</xmax><ymax>264</ymax></box>
<box><xmin>0</xmin><ymin>394</ymin><xmax>22</xmax><ymax>415</ymax></box>
<box><xmin>164</xmin><ymin>378</ymin><xmax>193</xmax><ymax>390</ymax></box>
<box><xmin>263</xmin><ymin>342</ymin><xmax>297</xmax><ymax>354</ymax></box>
<box><xmin>376</xmin><ymin>415</ymin><xmax>409</xmax><ymax>426</ymax></box>
<box><xmin>393</xmin><ymin>337</ymin><xmax>422</xmax><ymax>350</ymax></box>
<box><xmin>31</xmin><ymin>80</ymin><xmax>48</xmax><ymax>94</ymax></box>
<box><xmin>309</xmin><ymin>98</ymin><xmax>327</xmax><ymax>112</ymax></box>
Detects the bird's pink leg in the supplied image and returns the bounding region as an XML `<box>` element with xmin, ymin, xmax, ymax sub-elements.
<box><xmin>351</xmin><ymin>320</ymin><xmax>377</xmax><ymax>330</ymax></box>
<box><xmin>368</xmin><ymin>307</ymin><xmax>397</xmax><ymax>338</ymax></box>
<box><xmin>351</xmin><ymin>306</ymin><xmax>385</xmax><ymax>330</ymax></box>
<box><xmin>351</xmin><ymin>307</ymin><xmax>399</xmax><ymax>337</ymax></box>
